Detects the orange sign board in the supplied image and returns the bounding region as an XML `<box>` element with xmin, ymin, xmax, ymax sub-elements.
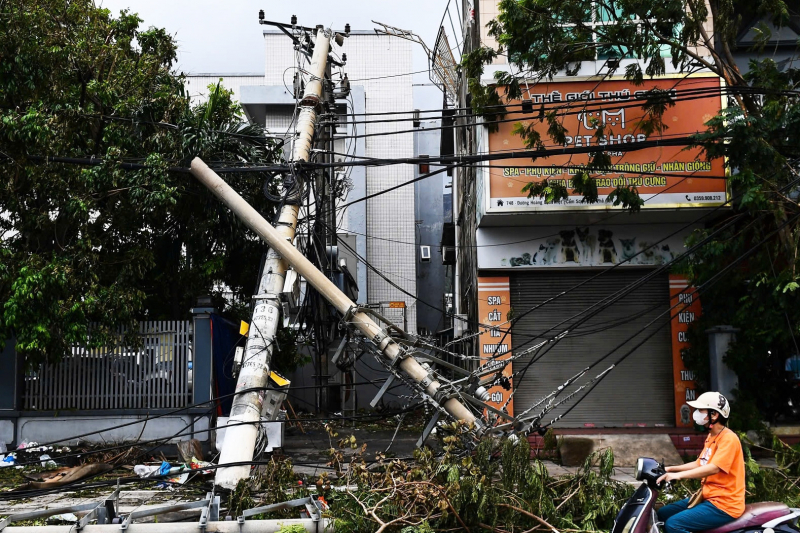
<box><xmin>669</xmin><ymin>274</ymin><xmax>701</xmax><ymax>427</ymax></box>
<box><xmin>388</xmin><ymin>301</ymin><xmax>406</xmax><ymax>309</ymax></box>
<box><xmin>477</xmin><ymin>277</ymin><xmax>514</xmax><ymax>416</ymax></box>
<box><xmin>487</xmin><ymin>76</ymin><xmax>727</xmax><ymax>211</ymax></box>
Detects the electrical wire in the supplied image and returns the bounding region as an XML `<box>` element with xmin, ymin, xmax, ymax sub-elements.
<box><xmin>5</xmin><ymin>377</ymin><xmax>421</xmax><ymax>457</ymax></box>
<box><xmin>7</xmin><ymin>402</ymin><xmax>428</xmax><ymax>472</ymax></box>
<box><xmin>326</xmin><ymin>167</ymin><xmax>763</xmax><ymax>340</ymax></box>
<box><xmin>9</xmin><ymin>85</ymin><xmax>796</xmax><ymax>148</ymax></box>
<box><xmin>503</xmin><ymin>195</ymin><xmax>793</xmax><ymax>391</ymax></box>
<box><xmin>503</xmin><ymin>211</ymin><xmax>790</xmax><ymax>423</ymax></box>
<box><xmin>323</xmin><ymin>83</ymin><xmax>744</xmax><ymax>127</ymax></box>
<box><xmin>494</xmin><ymin>209</ymin><xmax>757</xmax><ymax>370</ymax></box>
<box><xmin>533</xmin><ymin>211</ymin><xmax>800</xmax><ymax>428</ymax></box>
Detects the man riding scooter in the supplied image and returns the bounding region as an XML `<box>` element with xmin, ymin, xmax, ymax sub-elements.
<box><xmin>655</xmin><ymin>392</ymin><xmax>744</xmax><ymax>533</ymax></box>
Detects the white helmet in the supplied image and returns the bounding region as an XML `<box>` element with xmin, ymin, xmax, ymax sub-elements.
<box><xmin>688</xmin><ymin>391</ymin><xmax>730</xmax><ymax>419</ymax></box>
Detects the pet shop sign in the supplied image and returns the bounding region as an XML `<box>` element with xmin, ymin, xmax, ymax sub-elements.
<box><xmin>477</xmin><ymin>277</ymin><xmax>514</xmax><ymax>416</ymax></box>
<box><xmin>476</xmin><ymin>225</ymin><xmax>690</xmax><ymax>269</ymax></box>
<box><xmin>486</xmin><ymin>76</ymin><xmax>727</xmax><ymax>211</ymax></box>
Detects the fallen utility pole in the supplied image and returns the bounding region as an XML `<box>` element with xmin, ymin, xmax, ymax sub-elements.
<box><xmin>212</xmin><ymin>27</ymin><xmax>332</xmax><ymax>490</ymax></box>
<box><xmin>189</xmin><ymin>157</ymin><xmax>479</xmax><ymax>461</ymax></box>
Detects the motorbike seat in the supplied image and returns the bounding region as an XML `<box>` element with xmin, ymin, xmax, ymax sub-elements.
<box><xmin>703</xmin><ymin>502</ymin><xmax>790</xmax><ymax>533</ymax></box>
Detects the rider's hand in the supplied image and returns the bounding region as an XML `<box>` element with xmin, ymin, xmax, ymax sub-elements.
<box><xmin>665</xmin><ymin>465</ymin><xmax>676</xmax><ymax>473</ymax></box>
<box><xmin>657</xmin><ymin>472</ymin><xmax>680</xmax><ymax>485</ymax></box>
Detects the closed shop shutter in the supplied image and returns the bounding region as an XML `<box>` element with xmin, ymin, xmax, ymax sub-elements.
<box><xmin>509</xmin><ymin>269</ymin><xmax>673</xmax><ymax>427</ymax></box>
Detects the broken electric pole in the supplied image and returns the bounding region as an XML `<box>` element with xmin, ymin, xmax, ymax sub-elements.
<box><xmin>189</xmin><ymin>158</ymin><xmax>479</xmax><ymax>484</ymax></box>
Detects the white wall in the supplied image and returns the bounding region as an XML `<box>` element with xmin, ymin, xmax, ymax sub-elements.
<box><xmin>263</xmin><ymin>31</ymin><xmax>418</xmax><ymax>333</ymax></box>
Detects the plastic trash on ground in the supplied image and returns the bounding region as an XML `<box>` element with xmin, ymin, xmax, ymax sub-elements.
<box><xmin>48</xmin><ymin>514</ymin><xmax>78</xmax><ymax>522</ymax></box>
<box><xmin>189</xmin><ymin>457</ymin><xmax>213</xmax><ymax>474</ymax></box>
<box><xmin>133</xmin><ymin>464</ymin><xmax>161</xmax><ymax>478</ymax></box>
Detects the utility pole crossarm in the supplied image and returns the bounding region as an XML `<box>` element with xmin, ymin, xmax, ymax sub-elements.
<box><xmin>371</xmin><ymin>20</ymin><xmax>433</xmax><ymax>57</ymax></box>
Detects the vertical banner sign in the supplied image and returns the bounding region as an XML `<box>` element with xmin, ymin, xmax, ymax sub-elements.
<box><xmin>669</xmin><ymin>275</ymin><xmax>701</xmax><ymax>427</ymax></box>
<box><xmin>477</xmin><ymin>277</ymin><xmax>514</xmax><ymax>416</ymax></box>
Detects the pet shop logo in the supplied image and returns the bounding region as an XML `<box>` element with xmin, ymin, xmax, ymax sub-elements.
<box><xmin>578</xmin><ymin>108</ymin><xmax>626</xmax><ymax>130</ymax></box>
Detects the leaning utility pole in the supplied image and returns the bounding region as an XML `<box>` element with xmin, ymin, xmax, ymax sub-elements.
<box><xmin>191</xmin><ymin>152</ymin><xmax>480</xmax><ymax>480</ymax></box>
<box><xmin>191</xmin><ymin>157</ymin><xmax>479</xmax><ymax>462</ymax></box>
<box><xmin>213</xmin><ymin>27</ymin><xmax>332</xmax><ymax>490</ymax></box>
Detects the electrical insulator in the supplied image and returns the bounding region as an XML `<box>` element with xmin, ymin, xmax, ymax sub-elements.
<box><xmin>258</xmin><ymin>9</ymin><xmax>264</xmax><ymax>20</ymax></box>
<box><xmin>474</xmin><ymin>386</ymin><xmax>490</xmax><ymax>402</ymax></box>
<box><xmin>291</xmin><ymin>14</ymin><xmax>297</xmax><ymax>25</ymax></box>
<box><xmin>345</xmin><ymin>23</ymin><xmax>351</xmax><ymax>35</ymax></box>
<box><xmin>342</xmin><ymin>53</ymin><xmax>347</xmax><ymax>63</ymax></box>
<box><xmin>335</xmin><ymin>73</ymin><xmax>350</xmax><ymax>98</ymax></box>
<box><xmin>293</xmin><ymin>72</ymin><xmax>303</xmax><ymax>99</ymax></box>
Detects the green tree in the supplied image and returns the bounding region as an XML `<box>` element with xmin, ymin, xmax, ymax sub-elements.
<box><xmin>463</xmin><ymin>0</ymin><xmax>800</xmax><ymax>424</ymax></box>
<box><xmin>0</xmin><ymin>0</ymin><xmax>281</xmax><ymax>366</ymax></box>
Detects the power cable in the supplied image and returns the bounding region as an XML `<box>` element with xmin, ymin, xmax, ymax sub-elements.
<box><xmin>6</xmin><ymin>378</ymin><xmax>424</xmax><ymax>455</ymax></box>
<box><xmin>324</xmin><ymin>83</ymin><xmax>800</xmax><ymax>117</ymax></box>
<box><xmin>9</xmin><ymin>85</ymin><xmax>795</xmax><ymax>145</ymax></box>
<box><xmin>328</xmin><ymin>168</ymin><xmax>767</xmax><ymax>341</ymax></box>
<box><xmin>495</xmin><ymin>209</ymin><xmax>754</xmax><ymax>371</ymax></box>
<box><xmin>534</xmin><ymin>211</ymin><xmax>800</xmax><ymax>428</ymax></box>
<box><xmin>469</xmin><ymin>169</ymin><xmax>796</xmax><ymax>365</ymax></box>
<box><xmin>323</xmin><ymin>84</ymin><xmax>752</xmax><ymax>127</ymax></box>
<box><xmin>7</xmin><ymin>212</ymin><xmax>793</xmax><ymax>475</ymax></box>
<box><xmin>7</xmin><ymin>402</ymin><xmax>427</xmax><ymax>471</ymax></box>
<box><xmin>506</xmin><ymin>210</ymin><xmax>796</xmax><ymax>425</ymax></box>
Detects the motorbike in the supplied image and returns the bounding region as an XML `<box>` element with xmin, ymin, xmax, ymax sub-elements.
<box><xmin>612</xmin><ymin>457</ymin><xmax>800</xmax><ymax>533</ymax></box>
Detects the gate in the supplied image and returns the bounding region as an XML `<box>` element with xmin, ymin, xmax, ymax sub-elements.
<box><xmin>23</xmin><ymin>321</ymin><xmax>192</xmax><ymax>410</ymax></box>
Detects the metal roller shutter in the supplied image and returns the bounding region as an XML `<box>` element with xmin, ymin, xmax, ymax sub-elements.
<box><xmin>509</xmin><ymin>269</ymin><xmax>673</xmax><ymax>427</ymax></box>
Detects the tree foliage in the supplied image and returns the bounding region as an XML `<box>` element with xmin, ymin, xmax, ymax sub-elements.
<box><xmin>0</xmin><ymin>0</ymin><xmax>281</xmax><ymax>366</ymax></box>
<box><xmin>462</xmin><ymin>0</ymin><xmax>800</xmax><ymax>424</ymax></box>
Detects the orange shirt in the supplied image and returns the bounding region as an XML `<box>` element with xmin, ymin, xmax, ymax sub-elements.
<box><xmin>696</xmin><ymin>428</ymin><xmax>745</xmax><ymax>518</ymax></box>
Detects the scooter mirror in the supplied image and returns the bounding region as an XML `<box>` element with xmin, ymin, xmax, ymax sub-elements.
<box><xmin>635</xmin><ymin>457</ymin><xmax>666</xmax><ymax>490</ymax></box>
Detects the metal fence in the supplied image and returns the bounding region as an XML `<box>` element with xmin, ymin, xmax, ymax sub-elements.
<box><xmin>23</xmin><ymin>321</ymin><xmax>192</xmax><ymax>411</ymax></box>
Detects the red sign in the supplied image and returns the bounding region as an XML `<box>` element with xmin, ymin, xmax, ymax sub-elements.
<box><xmin>669</xmin><ymin>274</ymin><xmax>701</xmax><ymax>427</ymax></box>
<box><xmin>477</xmin><ymin>277</ymin><xmax>514</xmax><ymax>416</ymax></box>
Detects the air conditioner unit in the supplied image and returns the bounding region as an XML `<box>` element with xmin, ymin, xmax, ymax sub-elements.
<box><xmin>453</xmin><ymin>314</ymin><xmax>468</xmax><ymax>338</ymax></box>
<box><xmin>420</xmin><ymin>245</ymin><xmax>431</xmax><ymax>262</ymax></box>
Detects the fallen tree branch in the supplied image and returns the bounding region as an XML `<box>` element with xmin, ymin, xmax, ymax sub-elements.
<box><xmin>556</xmin><ymin>484</ymin><xmax>581</xmax><ymax>511</ymax></box>
<box><xmin>405</xmin><ymin>481</ymin><xmax>471</xmax><ymax>533</ymax></box>
<box><xmin>498</xmin><ymin>503</ymin><xmax>560</xmax><ymax>533</ymax></box>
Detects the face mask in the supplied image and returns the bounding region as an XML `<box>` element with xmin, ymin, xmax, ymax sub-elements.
<box><xmin>693</xmin><ymin>410</ymin><xmax>709</xmax><ymax>426</ymax></box>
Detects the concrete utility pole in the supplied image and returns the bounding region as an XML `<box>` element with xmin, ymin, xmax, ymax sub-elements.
<box><xmin>213</xmin><ymin>27</ymin><xmax>332</xmax><ymax>490</ymax></box>
<box><xmin>189</xmin><ymin>159</ymin><xmax>479</xmax><ymax>471</ymax></box>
